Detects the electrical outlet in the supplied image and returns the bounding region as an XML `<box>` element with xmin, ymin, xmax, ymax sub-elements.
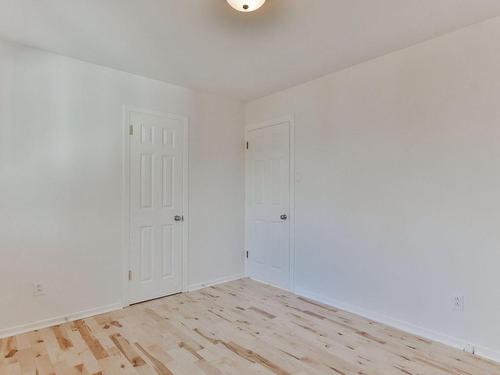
<box><xmin>33</xmin><ymin>283</ymin><xmax>44</xmax><ymax>296</ymax></box>
<box><xmin>453</xmin><ymin>295</ymin><xmax>464</xmax><ymax>312</ymax></box>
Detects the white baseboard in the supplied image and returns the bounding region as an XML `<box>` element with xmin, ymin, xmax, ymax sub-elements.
<box><xmin>0</xmin><ymin>274</ymin><xmax>245</xmax><ymax>339</ymax></box>
<box><xmin>4</xmin><ymin>277</ymin><xmax>498</xmax><ymax>365</ymax></box>
<box><xmin>0</xmin><ymin>302</ymin><xmax>123</xmax><ymax>339</ymax></box>
<box><xmin>186</xmin><ymin>273</ymin><xmax>245</xmax><ymax>292</ymax></box>
<box><xmin>245</xmin><ymin>276</ymin><xmax>292</xmax><ymax>293</ymax></box>
<box><xmin>293</xmin><ymin>286</ymin><xmax>500</xmax><ymax>364</ymax></box>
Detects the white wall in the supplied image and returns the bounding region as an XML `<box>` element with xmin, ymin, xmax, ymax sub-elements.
<box><xmin>246</xmin><ymin>17</ymin><xmax>500</xmax><ymax>360</ymax></box>
<box><xmin>0</xmin><ymin>40</ymin><xmax>245</xmax><ymax>334</ymax></box>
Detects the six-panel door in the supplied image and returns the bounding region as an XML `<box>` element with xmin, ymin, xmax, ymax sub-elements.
<box><xmin>247</xmin><ymin>122</ymin><xmax>291</xmax><ymax>289</ymax></box>
<box><xmin>129</xmin><ymin>110</ymin><xmax>184</xmax><ymax>304</ymax></box>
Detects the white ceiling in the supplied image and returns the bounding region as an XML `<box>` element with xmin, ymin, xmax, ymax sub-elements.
<box><xmin>1</xmin><ymin>0</ymin><xmax>500</xmax><ymax>100</ymax></box>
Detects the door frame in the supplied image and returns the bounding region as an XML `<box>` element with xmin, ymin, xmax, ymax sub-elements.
<box><xmin>121</xmin><ymin>106</ymin><xmax>189</xmax><ymax>306</ymax></box>
<box><xmin>244</xmin><ymin>115</ymin><xmax>295</xmax><ymax>292</ymax></box>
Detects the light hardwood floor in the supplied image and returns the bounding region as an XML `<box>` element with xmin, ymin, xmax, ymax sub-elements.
<box><xmin>1</xmin><ymin>278</ymin><xmax>499</xmax><ymax>375</ymax></box>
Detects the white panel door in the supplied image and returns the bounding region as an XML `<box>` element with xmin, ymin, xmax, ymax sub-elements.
<box><xmin>247</xmin><ymin>121</ymin><xmax>290</xmax><ymax>289</ymax></box>
<box><xmin>128</xmin><ymin>110</ymin><xmax>185</xmax><ymax>304</ymax></box>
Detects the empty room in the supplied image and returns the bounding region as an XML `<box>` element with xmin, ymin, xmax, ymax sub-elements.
<box><xmin>1</xmin><ymin>0</ymin><xmax>500</xmax><ymax>374</ymax></box>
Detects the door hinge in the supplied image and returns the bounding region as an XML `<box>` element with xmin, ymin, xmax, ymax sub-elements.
<box><xmin>246</xmin><ymin>141</ymin><xmax>249</xmax><ymax>150</ymax></box>
<box><xmin>128</xmin><ymin>270</ymin><xmax>132</xmax><ymax>281</ymax></box>
<box><xmin>246</xmin><ymin>251</ymin><xmax>249</xmax><ymax>259</ymax></box>
<box><xmin>129</xmin><ymin>125</ymin><xmax>134</xmax><ymax>135</ymax></box>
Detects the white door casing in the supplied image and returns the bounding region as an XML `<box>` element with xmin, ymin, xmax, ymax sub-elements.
<box><xmin>125</xmin><ymin>108</ymin><xmax>188</xmax><ymax>305</ymax></box>
<box><xmin>245</xmin><ymin>117</ymin><xmax>294</xmax><ymax>290</ymax></box>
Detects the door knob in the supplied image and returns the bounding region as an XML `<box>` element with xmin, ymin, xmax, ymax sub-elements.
<box><xmin>280</xmin><ymin>214</ymin><xmax>288</xmax><ymax>221</ymax></box>
<box><xmin>174</xmin><ymin>215</ymin><xmax>183</xmax><ymax>222</ymax></box>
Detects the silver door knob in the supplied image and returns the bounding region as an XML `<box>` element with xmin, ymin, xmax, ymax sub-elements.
<box><xmin>174</xmin><ymin>215</ymin><xmax>183</xmax><ymax>222</ymax></box>
<box><xmin>280</xmin><ymin>214</ymin><xmax>288</xmax><ymax>221</ymax></box>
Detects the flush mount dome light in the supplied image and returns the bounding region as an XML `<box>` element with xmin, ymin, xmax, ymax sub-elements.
<box><xmin>226</xmin><ymin>0</ymin><xmax>266</xmax><ymax>12</ymax></box>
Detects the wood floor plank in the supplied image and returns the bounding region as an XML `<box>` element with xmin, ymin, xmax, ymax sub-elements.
<box><xmin>1</xmin><ymin>279</ymin><xmax>499</xmax><ymax>375</ymax></box>
<box><xmin>73</xmin><ymin>321</ymin><xmax>109</xmax><ymax>361</ymax></box>
<box><xmin>135</xmin><ymin>343</ymin><xmax>174</xmax><ymax>375</ymax></box>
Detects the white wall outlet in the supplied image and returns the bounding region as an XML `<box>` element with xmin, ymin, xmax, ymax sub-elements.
<box><xmin>453</xmin><ymin>295</ymin><xmax>464</xmax><ymax>312</ymax></box>
<box><xmin>33</xmin><ymin>282</ymin><xmax>44</xmax><ymax>296</ymax></box>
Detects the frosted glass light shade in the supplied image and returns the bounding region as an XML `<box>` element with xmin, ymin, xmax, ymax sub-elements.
<box><xmin>226</xmin><ymin>0</ymin><xmax>266</xmax><ymax>12</ymax></box>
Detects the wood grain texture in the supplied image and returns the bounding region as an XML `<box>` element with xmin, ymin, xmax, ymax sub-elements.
<box><xmin>1</xmin><ymin>278</ymin><xmax>498</xmax><ymax>375</ymax></box>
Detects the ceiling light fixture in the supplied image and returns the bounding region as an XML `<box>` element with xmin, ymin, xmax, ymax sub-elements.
<box><xmin>226</xmin><ymin>0</ymin><xmax>266</xmax><ymax>12</ymax></box>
